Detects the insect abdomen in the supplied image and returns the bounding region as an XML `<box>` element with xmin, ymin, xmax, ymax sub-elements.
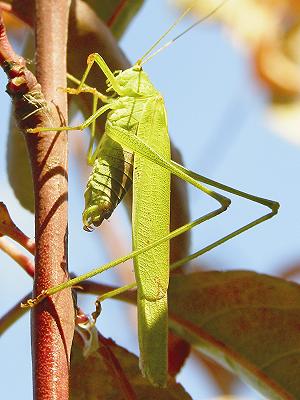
<box><xmin>83</xmin><ymin>134</ymin><xmax>133</xmax><ymax>230</ymax></box>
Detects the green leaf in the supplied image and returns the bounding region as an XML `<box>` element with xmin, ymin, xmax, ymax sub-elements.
<box><xmin>83</xmin><ymin>0</ymin><xmax>144</xmax><ymax>39</ymax></box>
<box><xmin>168</xmin><ymin>270</ymin><xmax>300</xmax><ymax>399</ymax></box>
<box><xmin>71</xmin><ymin>329</ymin><xmax>192</xmax><ymax>399</ymax></box>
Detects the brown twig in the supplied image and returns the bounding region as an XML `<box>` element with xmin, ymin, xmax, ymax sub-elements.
<box><xmin>0</xmin><ymin>292</ymin><xmax>32</xmax><ymax>335</ymax></box>
<box><xmin>0</xmin><ymin>237</ymin><xmax>34</xmax><ymax>276</ymax></box>
<box><xmin>79</xmin><ymin>279</ymin><xmax>137</xmax><ymax>304</ymax></box>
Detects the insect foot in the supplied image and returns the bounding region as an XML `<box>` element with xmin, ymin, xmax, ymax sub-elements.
<box><xmin>58</xmin><ymin>87</ymin><xmax>81</xmax><ymax>96</ymax></box>
<box><xmin>21</xmin><ymin>290</ymin><xmax>47</xmax><ymax>308</ymax></box>
<box><xmin>26</xmin><ymin>127</ymin><xmax>41</xmax><ymax>133</ymax></box>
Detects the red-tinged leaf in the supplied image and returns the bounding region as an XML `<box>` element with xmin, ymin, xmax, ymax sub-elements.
<box><xmin>168</xmin><ymin>270</ymin><xmax>300</xmax><ymax>400</ymax></box>
<box><xmin>168</xmin><ymin>331</ymin><xmax>190</xmax><ymax>377</ymax></box>
<box><xmin>71</xmin><ymin>329</ymin><xmax>192</xmax><ymax>399</ymax></box>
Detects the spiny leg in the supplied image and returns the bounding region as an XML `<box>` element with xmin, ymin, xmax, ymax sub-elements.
<box><xmin>171</xmin><ymin>160</ymin><xmax>278</xmax><ymax>211</ymax></box>
<box><xmin>27</xmin><ymin>102</ymin><xmax>112</xmax><ymax>134</ymax></box>
<box><xmin>85</xmin><ymin>92</ymin><xmax>114</xmax><ymax>166</ymax></box>
<box><xmin>23</xmin><ymin>123</ymin><xmax>279</xmax><ymax>310</ymax></box>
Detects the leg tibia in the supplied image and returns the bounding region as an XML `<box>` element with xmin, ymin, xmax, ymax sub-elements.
<box><xmin>27</xmin><ymin>103</ymin><xmax>112</xmax><ymax>134</ymax></box>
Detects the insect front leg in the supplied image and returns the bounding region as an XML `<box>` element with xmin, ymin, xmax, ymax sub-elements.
<box><xmin>84</xmin><ymin>53</ymin><xmax>126</xmax><ymax>96</ymax></box>
<box><xmin>65</xmin><ymin>72</ymin><xmax>110</xmax><ymax>103</ymax></box>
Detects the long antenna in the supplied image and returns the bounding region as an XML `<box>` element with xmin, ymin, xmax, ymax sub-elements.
<box><xmin>138</xmin><ymin>5</ymin><xmax>193</xmax><ymax>65</ymax></box>
<box><xmin>139</xmin><ymin>0</ymin><xmax>229</xmax><ymax>66</ymax></box>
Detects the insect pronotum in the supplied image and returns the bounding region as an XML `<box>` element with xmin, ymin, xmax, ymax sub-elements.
<box><xmin>24</xmin><ymin>1</ymin><xmax>279</xmax><ymax>387</ymax></box>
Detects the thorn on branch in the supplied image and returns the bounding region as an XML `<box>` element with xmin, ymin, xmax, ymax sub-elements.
<box><xmin>0</xmin><ymin>202</ymin><xmax>35</xmax><ymax>254</ymax></box>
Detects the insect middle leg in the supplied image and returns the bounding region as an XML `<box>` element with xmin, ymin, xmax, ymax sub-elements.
<box><xmin>27</xmin><ymin>102</ymin><xmax>112</xmax><ymax>134</ymax></box>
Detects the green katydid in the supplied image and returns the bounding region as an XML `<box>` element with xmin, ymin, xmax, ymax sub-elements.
<box><xmin>23</xmin><ymin>1</ymin><xmax>279</xmax><ymax>387</ymax></box>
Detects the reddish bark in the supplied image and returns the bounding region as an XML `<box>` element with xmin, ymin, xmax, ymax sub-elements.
<box><xmin>31</xmin><ymin>2</ymin><xmax>74</xmax><ymax>399</ymax></box>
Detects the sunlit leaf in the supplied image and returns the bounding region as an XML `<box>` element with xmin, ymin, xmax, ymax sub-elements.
<box><xmin>168</xmin><ymin>270</ymin><xmax>300</xmax><ymax>399</ymax></box>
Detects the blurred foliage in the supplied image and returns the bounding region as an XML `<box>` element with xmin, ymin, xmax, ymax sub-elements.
<box><xmin>175</xmin><ymin>0</ymin><xmax>300</xmax><ymax>144</ymax></box>
<box><xmin>2</xmin><ymin>8</ymin><xmax>25</xmax><ymax>33</ymax></box>
<box><xmin>84</xmin><ymin>0</ymin><xmax>144</xmax><ymax>39</ymax></box>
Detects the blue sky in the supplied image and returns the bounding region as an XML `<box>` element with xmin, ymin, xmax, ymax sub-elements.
<box><xmin>1</xmin><ymin>1</ymin><xmax>300</xmax><ymax>398</ymax></box>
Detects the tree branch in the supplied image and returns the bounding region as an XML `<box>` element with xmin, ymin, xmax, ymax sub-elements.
<box><xmin>30</xmin><ymin>1</ymin><xmax>74</xmax><ymax>399</ymax></box>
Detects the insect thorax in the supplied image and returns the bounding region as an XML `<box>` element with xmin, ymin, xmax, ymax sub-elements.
<box><xmin>114</xmin><ymin>66</ymin><xmax>160</xmax><ymax>98</ymax></box>
<box><xmin>107</xmin><ymin>68</ymin><xmax>162</xmax><ymax>134</ymax></box>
